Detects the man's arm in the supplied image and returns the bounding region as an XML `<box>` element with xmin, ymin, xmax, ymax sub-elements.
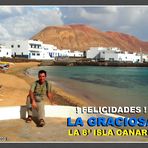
<box><xmin>29</xmin><ymin>90</ymin><xmax>37</xmax><ymax>109</ymax></box>
<box><xmin>30</xmin><ymin>82</ymin><xmax>37</xmax><ymax>109</ymax></box>
<box><xmin>46</xmin><ymin>82</ymin><xmax>54</xmax><ymax>104</ymax></box>
<box><xmin>47</xmin><ymin>92</ymin><xmax>54</xmax><ymax>104</ymax></box>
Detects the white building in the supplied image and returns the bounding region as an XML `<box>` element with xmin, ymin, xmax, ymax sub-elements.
<box><xmin>42</xmin><ymin>44</ymin><xmax>59</xmax><ymax>60</ymax></box>
<box><xmin>59</xmin><ymin>49</ymin><xmax>71</xmax><ymax>57</ymax></box>
<box><xmin>141</xmin><ymin>54</ymin><xmax>148</xmax><ymax>62</ymax></box>
<box><xmin>68</xmin><ymin>50</ymin><xmax>84</xmax><ymax>57</ymax></box>
<box><xmin>55</xmin><ymin>49</ymin><xmax>84</xmax><ymax>58</ymax></box>
<box><xmin>87</xmin><ymin>47</ymin><xmax>120</xmax><ymax>60</ymax></box>
<box><xmin>86</xmin><ymin>47</ymin><xmax>141</xmax><ymax>63</ymax></box>
<box><xmin>0</xmin><ymin>45</ymin><xmax>12</xmax><ymax>58</ymax></box>
<box><xmin>100</xmin><ymin>50</ymin><xmax>141</xmax><ymax>63</ymax></box>
<box><xmin>4</xmin><ymin>40</ymin><xmax>59</xmax><ymax>60</ymax></box>
<box><xmin>5</xmin><ymin>40</ymin><xmax>43</xmax><ymax>59</ymax></box>
<box><xmin>4</xmin><ymin>40</ymin><xmax>84</xmax><ymax>60</ymax></box>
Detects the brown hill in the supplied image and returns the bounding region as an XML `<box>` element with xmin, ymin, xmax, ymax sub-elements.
<box><xmin>31</xmin><ymin>24</ymin><xmax>148</xmax><ymax>53</ymax></box>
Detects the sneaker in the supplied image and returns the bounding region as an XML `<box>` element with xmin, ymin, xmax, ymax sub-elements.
<box><xmin>39</xmin><ymin>119</ymin><xmax>45</xmax><ymax>127</ymax></box>
<box><xmin>26</xmin><ymin>116</ymin><xmax>32</xmax><ymax>123</ymax></box>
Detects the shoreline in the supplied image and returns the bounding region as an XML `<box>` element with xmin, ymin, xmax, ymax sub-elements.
<box><xmin>39</xmin><ymin>60</ymin><xmax>148</xmax><ymax>67</ymax></box>
<box><xmin>0</xmin><ymin>61</ymin><xmax>88</xmax><ymax>107</ymax></box>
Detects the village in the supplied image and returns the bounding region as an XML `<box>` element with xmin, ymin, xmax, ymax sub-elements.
<box><xmin>0</xmin><ymin>39</ymin><xmax>148</xmax><ymax>68</ymax></box>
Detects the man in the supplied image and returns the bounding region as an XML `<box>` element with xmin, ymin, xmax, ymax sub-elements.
<box><xmin>26</xmin><ymin>70</ymin><xmax>53</xmax><ymax>127</ymax></box>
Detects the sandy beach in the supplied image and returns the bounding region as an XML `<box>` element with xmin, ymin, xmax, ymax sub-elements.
<box><xmin>0</xmin><ymin>62</ymin><xmax>88</xmax><ymax>107</ymax></box>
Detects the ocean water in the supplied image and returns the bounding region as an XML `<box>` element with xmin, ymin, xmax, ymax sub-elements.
<box><xmin>27</xmin><ymin>66</ymin><xmax>148</xmax><ymax>108</ymax></box>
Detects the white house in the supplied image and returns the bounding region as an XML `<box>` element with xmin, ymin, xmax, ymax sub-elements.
<box><xmin>42</xmin><ymin>44</ymin><xmax>59</xmax><ymax>60</ymax></box>
<box><xmin>141</xmin><ymin>53</ymin><xmax>148</xmax><ymax>62</ymax></box>
<box><xmin>100</xmin><ymin>50</ymin><xmax>141</xmax><ymax>63</ymax></box>
<box><xmin>87</xmin><ymin>47</ymin><xmax>103</xmax><ymax>59</ymax></box>
<box><xmin>0</xmin><ymin>45</ymin><xmax>12</xmax><ymax>58</ymax></box>
<box><xmin>56</xmin><ymin>49</ymin><xmax>84</xmax><ymax>58</ymax></box>
<box><xmin>86</xmin><ymin>47</ymin><xmax>120</xmax><ymax>60</ymax></box>
<box><xmin>59</xmin><ymin>49</ymin><xmax>71</xmax><ymax>57</ymax></box>
<box><xmin>4</xmin><ymin>40</ymin><xmax>60</xmax><ymax>60</ymax></box>
<box><xmin>4</xmin><ymin>40</ymin><xmax>84</xmax><ymax>60</ymax></box>
<box><xmin>5</xmin><ymin>40</ymin><xmax>43</xmax><ymax>59</ymax></box>
<box><xmin>86</xmin><ymin>47</ymin><xmax>141</xmax><ymax>63</ymax></box>
<box><xmin>68</xmin><ymin>50</ymin><xmax>84</xmax><ymax>57</ymax></box>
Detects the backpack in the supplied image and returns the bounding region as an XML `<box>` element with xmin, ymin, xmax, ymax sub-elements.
<box><xmin>26</xmin><ymin>80</ymin><xmax>51</xmax><ymax>107</ymax></box>
<box><xmin>34</xmin><ymin>80</ymin><xmax>50</xmax><ymax>94</ymax></box>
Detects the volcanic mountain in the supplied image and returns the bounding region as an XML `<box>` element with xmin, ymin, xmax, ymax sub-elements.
<box><xmin>31</xmin><ymin>24</ymin><xmax>148</xmax><ymax>53</ymax></box>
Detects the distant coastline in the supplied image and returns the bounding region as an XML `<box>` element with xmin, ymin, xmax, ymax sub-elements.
<box><xmin>1</xmin><ymin>57</ymin><xmax>148</xmax><ymax>67</ymax></box>
<box><xmin>39</xmin><ymin>59</ymin><xmax>148</xmax><ymax>67</ymax></box>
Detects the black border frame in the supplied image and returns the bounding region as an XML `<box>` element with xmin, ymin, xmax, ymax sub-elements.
<box><xmin>0</xmin><ymin>0</ymin><xmax>148</xmax><ymax>147</ymax></box>
<box><xmin>0</xmin><ymin>143</ymin><xmax>148</xmax><ymax>147</ymax></box>
<box><xmin>0</xmin><ymin>0</ymin><xmax>148</xmax><ymax>5</ymax></box>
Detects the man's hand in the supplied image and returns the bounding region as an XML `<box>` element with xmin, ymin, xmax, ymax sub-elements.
<box><xmin>32</xmin><ymin>100</ymin><xmax>37</xmax><ymax>109</ymax></box>
<box><xmin>29</xmin><ymin>90</ymin><xmax>37</xmax><ymax>109</ymax></box>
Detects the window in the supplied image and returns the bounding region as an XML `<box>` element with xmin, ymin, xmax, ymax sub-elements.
<box><xmin>129</xmin><ymin>52</ymin><xmax>133</xmax><ymax>54</ymax></box>
<box><xmin>32</xmin><ymin>53</ymin><xmax>35</xmax><ymax>56</ymax></box>
<box><xmin>109</xmin><ymin>58</ymin><xmax>114</xmax><ymax>61</ymax></box>
<box><xmin>119</xmin><ymin>58</ymin><xmax>122</xmax><ymax>61</ymax></box>
<box><xmin>30</xmin><ymin>44</ymin><xmax>34</xmax><ymax>48</ymax></box>
<box><xmin>11</xmin><ymin>45</ymin><xmax>14</xmax><ymax>48</ymax></box>
<box><xmin>37</xmin><ymin>53</ymin><xmax>40</xmax><ymax>56</ymax></box>
<box><xmin>0</xmin><ymin>50</ymin><xmax>1</xmax><ymax>52</ymax></box>
<box><xmin>18</xmin><ymin>45</ymin><xmax>20</xmax><ymax>48</ymax></box>
<box><xmin>7</xmin><ymin>52</ymin><xmax>8</xmax><ymax>55</ymax></box>
<box><xmin>49</xmin><ymin>53</ymin><xmax>52</xmax><ymax>57</ymax></box>
<box><xmin>30</xmin><ymin>43</ymin><xmax>42</xmax><ymax>49</ymax></box>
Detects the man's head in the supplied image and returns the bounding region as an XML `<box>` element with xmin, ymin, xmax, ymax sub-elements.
<box><xmin>38</xmin><ymin>70</ymin><xmax>47</xmax><ymax>84</ymax></box>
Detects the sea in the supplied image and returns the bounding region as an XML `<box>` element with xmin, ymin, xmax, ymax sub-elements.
<box><xmin>27</xmin><ymin>66</ymin><xmax>148</xmax><ymax>109</ymax></box>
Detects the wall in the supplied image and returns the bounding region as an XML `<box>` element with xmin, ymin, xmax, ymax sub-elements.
<box><xmin>0</xmin><ymin>46</ymin><xmax>12</xmax><ymax>58</ymax></box>
<box><xmin>5</xmin><ymin>40</ymin><xmax>29</xmax><ymax>57</ymax></box>
<box><xmin>86</xmin><ymin>48</ymin><xmax>100</xmax><ymax>59</ymax></box>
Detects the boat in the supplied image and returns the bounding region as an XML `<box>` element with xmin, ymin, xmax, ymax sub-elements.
<box><xmin>0</xmin><ymin>62</ymin><xmax>9</xmax><ymax>71</ymax></box>
<box><xmin>0</xmin><ymin>61</ymin><xmax>10</xmax><ymax>65</ymax></box>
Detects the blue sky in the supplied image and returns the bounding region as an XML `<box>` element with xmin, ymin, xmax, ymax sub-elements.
<box><xmin>0</xmin><ymin>6</ymin><xmax>148</xmax><ymax>42</ymax></box>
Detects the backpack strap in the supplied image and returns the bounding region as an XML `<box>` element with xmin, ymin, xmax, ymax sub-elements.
<box><xmin>45</xmin><ymin>80</ymin><xmax>52</xmax><ymax>93</ymax></box>
<box><xmin>34</xmin><ymin>80</ymin><xmax>38</xmax><ymax>93</ymax></box>
<box><xmin>34</xmin><ymin>80</ymin><xmax>51</xmax><ymax>93</ymax></box>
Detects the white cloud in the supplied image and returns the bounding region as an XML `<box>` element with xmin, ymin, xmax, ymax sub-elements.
<box><xmin>0</xmin><ymin>6</ymin><xmax>63</xmax><ymax>42</ymax></box>
<box><xmin>1</xmin><ymin>6</ymin><xmax>148</xmax><ymax>42</ymax></box>
<box><xmin>60</xmin><ymin>6</ymin><xmax>148</xmax><ymax>40</ymax></box>
<box><xmin>0</xmin><ymin>25</ymin><xmax>11</xmax><ymax>39</ymax></box>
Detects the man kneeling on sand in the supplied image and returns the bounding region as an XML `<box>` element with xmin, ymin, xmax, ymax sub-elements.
<box><xmin>26</xmin><ymin>70</ymin><xmax>53</xmax><ymax>127</ymax></box>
